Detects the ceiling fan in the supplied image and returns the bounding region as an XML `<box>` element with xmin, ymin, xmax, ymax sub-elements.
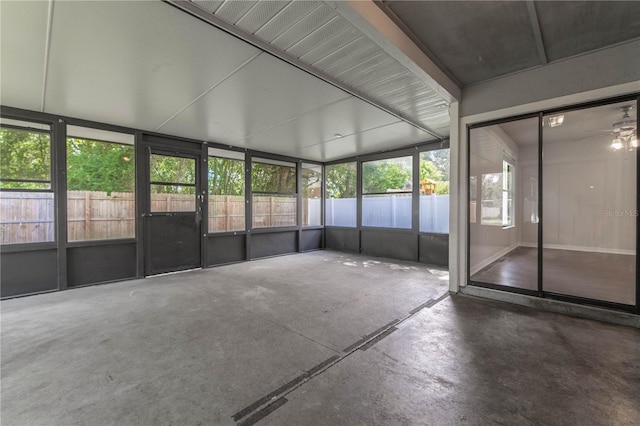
<box><xmin>609</xmin><ymin>105</ymin><xmax>637</xmax><ymax>151</ymax></box>
<box><xmin>574</xmin><ymin>105</ymin><xmax>638</xmax><ymax>149</ymax></box>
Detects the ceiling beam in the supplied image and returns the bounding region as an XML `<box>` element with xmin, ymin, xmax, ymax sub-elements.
<box><xmin>327</xmin><ymin>0</ymin><xmax>461</xmax><ymax>102</ymax></box>
<box><xmin>525</xmin><ymin>0</ymin><xmax>548</xmax><ymax>65</ymax></box>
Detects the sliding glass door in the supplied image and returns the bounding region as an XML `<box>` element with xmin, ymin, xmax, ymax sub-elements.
<box><xmin>542</xmin><ymin>100</ymin><xmax>637</xmax><ymax>307</ymax></box>
<box><xmin>469</xmin><ymin>95</ymin><xmax>638</xmax><ymax>312</ymax></box>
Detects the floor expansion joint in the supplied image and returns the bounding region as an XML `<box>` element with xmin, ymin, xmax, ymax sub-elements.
<box><xmin>231</xmin><ymin>291</ymin><xmax>450</xmax><ymax>425</ymax></box>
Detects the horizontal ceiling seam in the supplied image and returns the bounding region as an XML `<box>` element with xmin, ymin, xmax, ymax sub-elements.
<box><xmin>40</xmin><ymin>0</ymin><xmax>55</xmax><ymax>113</ymax></box>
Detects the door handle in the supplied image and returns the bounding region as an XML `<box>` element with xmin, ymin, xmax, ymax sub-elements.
<box><xmin>196</xmin><ymin>205</ymin><xmax>202</xmax><ymax>224</ymax></box>
<box><xmin>142</xmin><ymin>213</ymin><xmax>176</xmax><ymax>217</ymax></box>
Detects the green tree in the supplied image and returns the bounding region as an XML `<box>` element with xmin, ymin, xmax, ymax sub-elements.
<box><xmin>252</xmin><ymin>163</ymin><xmax>296</xmax><ymax>193</ymax></box>
<box><xmin>208</xmin><ymin>157</ymin><xmax>244</xmax><ymax>195</ymax></box>
<box><xmin>420</xmin><ymin>150</ymin><xmax>450</xmax><ymax>195</ymax></box>
<box><xmin>326</xmin><ymin>162</ymin><xmax>356</xmax><ymax>198</ymax></box>
<box><xmin>149</xmin><ymin>154</ymin><xmax>195</xmax><ymax>185</ymax></box>
<box><xmin>363</xmin><ymin>160</ymin><xmax>411</xmax><ymax>193</ymax></box>
<box><xmin>424</xmin><ymin>150</ymin><xmax>449</xmax><ymax>180</ymax></box>
<box><xmin>0</xmin><ymin>128</ymin><xmax>51</xmax><ymax>189</ymax></box>
<box><xmin>67</xmin><ymin>138</ymin><xmax>134</xmax><ymax>193</ymax></box>
<box><xmin>419</xmin><ymin>159</ymin><xmax>441</xmax><ymax>181</ymax></box>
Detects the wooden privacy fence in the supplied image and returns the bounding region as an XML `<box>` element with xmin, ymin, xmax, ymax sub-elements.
<box><xmin>0</xmin><ymin>192</ymin><xmax>55</xmax><ymax>244</ymax></box>
<box><xmin>209</xmin><ymin>195</ymin><xmax>245</xmax><ymax>232</ymax></box>
<box><xmin>1</xmin><ymin>191</ymin><xmax>312</xmax><ymax>244</ymax></box>
<box><xmin>67</xmin><ymin>191</ymin><xmax>135</xmax><ymax>241</ymax></box>
<box><xmin>252</xmin><ymin>195</ymin><xmax>297</xmax><ymax>228</ymax></box>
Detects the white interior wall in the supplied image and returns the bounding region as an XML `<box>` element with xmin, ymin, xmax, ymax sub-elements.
<box><xmin>471</xmin><ymin>114</ymin><xmax>636</xmax><ymax>255</ymax></box>
<box><xmin>543</xmin><ymin>135</ymin><xmax>636</xmax><ymax>254</ymax></box>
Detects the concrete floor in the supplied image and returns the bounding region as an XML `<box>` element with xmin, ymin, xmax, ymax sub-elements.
<box><xmin>2</xmin><ymin>251</ymin><xmax>639</xmax><ymax>425</ymax></box>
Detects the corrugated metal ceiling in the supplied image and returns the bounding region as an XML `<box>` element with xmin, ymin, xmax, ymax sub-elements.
<box><xmin>188</xmin><ymin>0</ymin><xmax>451</xmax><ymax>137</ymax></box>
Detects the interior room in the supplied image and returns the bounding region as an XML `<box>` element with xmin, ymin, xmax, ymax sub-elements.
<box><xmin>1</xmin><ymin>1</ymin><xmax>639</xmax><ymax>425</ymax></box>
<box><xmin>469</xmin><ymin>100</ymin><xmax>637</xmax><ymax>308</ymax></box>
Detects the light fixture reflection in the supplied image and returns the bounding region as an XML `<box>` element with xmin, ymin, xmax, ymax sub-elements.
<box><xmin>610</xmin><ymin>139</ymin><xmax>623</xmax><ymax>150</ymax></box>
<box><xmin>610</xmin><ymin>105</ymin><xmax>637</xmax><ymax>152</ymax></box>
<box><xmin>547</xmin><ymin>115</ymin><xmax>564</xmax><ymax>127</ymax></box>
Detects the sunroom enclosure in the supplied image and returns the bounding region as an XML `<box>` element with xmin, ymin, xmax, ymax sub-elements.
<box><xmin>0</xmin><ymin>106</ymin><xmax>451</xmax><ymax>298</ymax></box>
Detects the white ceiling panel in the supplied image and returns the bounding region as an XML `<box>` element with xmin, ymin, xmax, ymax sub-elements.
<box><xmin>0</xmin><ymin>0</ymin><xmax>49</xmax><ymax>111</ymax></box>
<box><xmin>271</xmin><ymin>4</ymin><xmax>335</xmax><ymax>52</ymax></box>
<box><xmin>297</xmin><ymin>26</ymin><xmax>362</xmax><ymax>65</ymax></box>
<box><xmin>235</xmin><ymin>1</ymin><xmax>289</xmax><ymax>34</ymax></box>
<box><xmin>285</xmin><ymin>16</ymin><xmax>351</xmax><ymax>59</ymax></box>
<box><xmin>157</xmin><ymin>52</ymin><xmax>352</xmax><ymax>148</ymax></box>
<box><xmin>385</xmin><ymin>86</ymin><xmax>434</xmax><ymax>108</ymax></box>
<box><xmin>253</xmin><ymin>1</ymin><xmax>319</xmax><ymax>43</ymax></box>
<box><xmin>308</xmin><ymin>121</ymin><xmax>433</xmax><ymax>161</ymax></box>
<box><xmin>192</xmin><ymin>0</ymin><xmax>224</xmax><ymax>15</ymax></box>
<box><xmin>333</xmin><ymin>52</ymin><xmax>390</xmax><ymax>81</ymax></box>
<box><xmin>213</xmin><ymin>0</ymin><xmax>256</xmax><ymax>24</ymax></box>
<box><xmin>235</xmin><ymin>96</ymin><xmax>403</xmax><ymax>159</ymax></box>
<box><xmin>44</xmin><ymin>0</ymin><xmax>260</xmax><ymax>130</ymax></box>
<box><xmin>311</xmin><ymin>37</ymin><xmax>374</xmax><ymax>72</ymax></box>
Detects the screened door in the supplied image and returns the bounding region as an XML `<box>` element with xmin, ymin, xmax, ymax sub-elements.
<box><xmin>144</xmin><ymin>150</ymin><xmax>203</xmax><ymax>275</ymax></box>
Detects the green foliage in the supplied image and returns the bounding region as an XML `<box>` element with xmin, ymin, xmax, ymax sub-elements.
<box><xmin>252</xmin><ymin>162</ymin><xmax>296</xmax><ymax>194</ymax></box>
<box><xmin>150</xmin><ymin>184</ymin><xmax>195</xmax><ymax>195</ymax></box>
<box><xmin>208</xmin><ymin>157</ymin><xmax>244</xmax><ymax>196</ymax></box>
<box><xmin>149</xmin><ymin>154</ymin><xmax>195</xmax><ymax>185</ymax></box>
<box><xmin>326</xmin><ymin>162</ymin><xmax>356</xmax><ymax>198</ymax></box>
<box><xmin>0</xmin><ymin>128</ymin><xmax>51</xmax><ymax>189</ymax></box>
<box><xmin>435</xmin><ymin>181</ymin><xmax>450</xmax><ymax>195</ymax></box>
<box><xmin>419</xmin><ymin>160</ymin><xmax>441</xmax><ymax>182</ymax></box>
<box><xmin>363</xmin><ymin>159</ymin><xmax>411</xmax><ymax>194</ymax></box>
<box><xmin>67</xmin><ymin>138</ymin><xmax>134</xmax><ymax>193</ymax></box>
<box><xmin>423</xmin><ymin>149</ymin><xmax>449</xmax><ymax>180</ymax></box>
<box><xmin>2</xmin><ymin>127</ymin><xmax>452</xmax><ymax>200</ymax></box>
<box><xmin>420</xmin><ymin>150</ymin><xmax>450</xmax><ymax>195</ymax></box>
